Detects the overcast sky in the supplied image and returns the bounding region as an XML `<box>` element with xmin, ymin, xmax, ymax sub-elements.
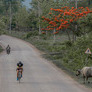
<box><xmin>23</xmin><ymin>0</ymin><xmax>32</xmax><ymax>8</ymax></box>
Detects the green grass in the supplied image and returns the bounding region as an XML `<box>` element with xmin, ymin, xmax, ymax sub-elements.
<box><xmin>0</xmin><ymin>45</ymin><xmax>3</xmax><ymax>52</ymax></box>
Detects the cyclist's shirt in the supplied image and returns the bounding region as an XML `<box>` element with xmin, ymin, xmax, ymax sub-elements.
<box><xmin>16</xmin><ymin>67</ymin><xmax>23</xmax><ymax>71</ymax></box>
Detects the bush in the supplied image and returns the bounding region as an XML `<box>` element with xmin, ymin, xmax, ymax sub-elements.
<box><xmin>25</xmin><ymin>31</ymin><xmax>38</xmax><ymax>38</ymax></box>
<box><xmin>39</xmin><ymin>34</ymin><xmax>47</xmax><ymax>40</ymax></box>
<box><xmin>65</xmin><ymin>41</ymin><xmax>72</xmax><ymax>47</ymax></box>
<box><xmin>63</xmin><ymin>57</ymin><xmax>69</xmax><ymax>63</ymax></box>
<box><xmin>0</xmin><ymin>45</ymin><xmax>3</xmax><ymax>52</ymax></box>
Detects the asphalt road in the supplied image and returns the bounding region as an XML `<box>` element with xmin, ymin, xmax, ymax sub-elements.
<box><xmin>0</xmin><ymin>35</ymin><xmax>91</xmax><ymax>92</ymax></box>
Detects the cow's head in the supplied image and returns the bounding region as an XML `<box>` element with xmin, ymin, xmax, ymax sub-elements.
<box><xmin>76</xmin><ymin>69</ymin><xmax>81</xmax><ymax>76</ymax></box>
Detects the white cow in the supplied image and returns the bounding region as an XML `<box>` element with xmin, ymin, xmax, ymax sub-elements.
<box><xmin>76</xmin><ymin>67</ymin><xmax>92</xmax><ymax>83</ymax></box>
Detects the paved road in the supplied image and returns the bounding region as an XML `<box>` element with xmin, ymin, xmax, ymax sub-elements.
<box><xmin>0</xmin><ymin>35</ymin><xmax>91</xmax><ymax>92</ymax></box>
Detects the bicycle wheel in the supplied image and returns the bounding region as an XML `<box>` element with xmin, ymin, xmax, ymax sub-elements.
<box><xmin>18</xmin><ymin>71</ymin><xmax>21</xmax><ymax>83</ymax></box>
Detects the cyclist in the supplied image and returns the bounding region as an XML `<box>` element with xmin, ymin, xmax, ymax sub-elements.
<box><xmin>16</xmin><ymin>61</ymin><xmax>23</xmax><ymax>80</ymax></box>
<box><xmin>6</xmin><ymin>45</ymin><xmax>11</xmax><ymax>54</ymax></box>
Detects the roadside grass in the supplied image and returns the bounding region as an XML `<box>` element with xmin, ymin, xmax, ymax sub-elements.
<box><xmin>0</xmin><ymin>45</ymin><xmax>3</xmax><ymax>52</ymax></box>
<box><xmin>5</xmin><ymin>30</ymin><xmax>92</xmax><ymax>88</ymax></box>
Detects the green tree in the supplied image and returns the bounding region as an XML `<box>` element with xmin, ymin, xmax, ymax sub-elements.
<box><xmin>0</xmin><ymin>0</ymin><xmax>25</xmax><ymax>31</ymax></box>
<box><xmin>14</xmin><ymin>7</ymin><xmax>29</xmax><ymax>31</ymax></box>
<box><xmin>27</xmin><ymin>11</ymin><xmax>38</xmax><ymax>31</ymax></box>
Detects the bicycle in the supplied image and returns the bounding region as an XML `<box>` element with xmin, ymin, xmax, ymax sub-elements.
<box><xmin>17</xmin><ymin>70</ymin><xmax>22</xmax><ymax>83</ymax></box>
<box><xmin>6</xmin><ymin>48</ymin><xmax>10</xmax><ymax>54</ymax></box>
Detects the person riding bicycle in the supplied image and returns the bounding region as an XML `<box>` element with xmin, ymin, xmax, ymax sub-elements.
<box><xmin>16</xmin><ymin>61</ymin><xmax>23</xmax><ymax>80</ymax></box>
<box><xmin>6</xmin><ymin>45</ymin><xmax>11</xmax><ymax>54</ymax></box>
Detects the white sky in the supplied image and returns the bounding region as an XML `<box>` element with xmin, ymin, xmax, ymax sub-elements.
<box><xmin>23</xmin><ymin>0</ymin><xmax>32</xmax><ymax>8</ymax></box>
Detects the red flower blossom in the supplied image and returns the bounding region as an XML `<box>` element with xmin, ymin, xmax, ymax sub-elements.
<box><xmin>49</xmin><ymin>12</ymin><xmax>52</xmax><ymax>15</ymax></box>
<box><xmin>51</xmin><ymin>8</ymin><xmax>53</xmax><ymax>10</ymax></box>
<box><xmin>49</xmin><ymin>21</ymin><xmax>57</xmax><ymax>27</ymax></box>
<box><xmin>42</xmin><ymin>6</ymin><xmax>92</xmax><ymax>32</ymax></box>
<box><xmin>42</xmin><ymin>32</ymin><xmax>46</xmax><ymax>34</ymax></box>
<box><xmin>41</xmin><ymin>28</ymin><xmax>45</xmax><ymax>30</ymax></box>
<box><xmin>72</xmin><ymin>7</ymin><xmax>74</xmax><ymax>9</ymax></box>
<box><xmin>70</xmin><ymin>19</ymin><xmax>73</xmax><ymax>22</ymax></box>
<box><xmin>53</xmin><ymin>31</ymin><xmax>59</xmax><ymax>34</ymax></box>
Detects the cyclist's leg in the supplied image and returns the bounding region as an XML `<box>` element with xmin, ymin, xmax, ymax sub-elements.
<box><xmin>21</xmin><ymin>71</ymin><xmax>22</xmax><ymax>77</ymax></box>
<box><xmin>20</xmin><ymin>67</ymin><xmax>23</xmax><ymax>77</ymax></box>
<box><xmin>17</xmin><ymin>71</ymin><xmax>19</xmax><ymax>80</ymax></box>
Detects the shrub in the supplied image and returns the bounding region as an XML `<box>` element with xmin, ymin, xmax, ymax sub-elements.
<box><xmin>25</xmin><ymin>31</ymin><xmax>38</xmax><ymax>38</ymax></box>
<box><xmin>65</xmin><ymin>41</ymin><xmax>72</xmax><ymax>47</ymax></box>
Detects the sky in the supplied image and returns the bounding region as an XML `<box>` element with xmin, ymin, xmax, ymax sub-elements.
<box><xmin>23</xmin><ymin>0</ymin><xmax>32</xmax><ymax>8</ymax></box>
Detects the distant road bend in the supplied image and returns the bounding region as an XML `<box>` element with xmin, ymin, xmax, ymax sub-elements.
<box><xmin>0</xmin><ymin>35</ymin><xmax>91</xmax><ymax>92</ymax></box>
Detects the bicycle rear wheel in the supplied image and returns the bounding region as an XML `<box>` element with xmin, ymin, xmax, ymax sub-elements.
<box><xmin>18</xmin><ymin>71</ymin><xmax>21</xmax><ymax>83</ymax></box>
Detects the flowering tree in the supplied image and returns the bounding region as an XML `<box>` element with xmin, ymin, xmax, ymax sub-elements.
<box><xmin>42</xmin><ymin>6</ymin><xmax>92</xmax><ymax>42</ymax></box>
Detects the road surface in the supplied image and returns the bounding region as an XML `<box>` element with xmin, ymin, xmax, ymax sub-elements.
<box><xmin>0</xmin><ymin>35</ymin><xmax>91</xmax><ymax>92</ymax></box>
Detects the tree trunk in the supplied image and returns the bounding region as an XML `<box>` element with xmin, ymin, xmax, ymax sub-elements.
<box><xmin>53</xmin><ymin>28</ymin><xmax>56</xmax><ymax>43</ymax></box>
<box><xmin>65</xmin><ymin>29</ymin><xmax>71</xmax><ymax>42</ymax></box>
<box><xmin>72</xmin><ymin>30</ymin><xmax>75</xmax><ymax>42</ymax></box>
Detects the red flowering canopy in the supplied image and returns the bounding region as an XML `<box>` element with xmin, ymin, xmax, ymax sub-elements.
<box><xmin>42</xmin><ymin>6</ymin><xmax>92</xmax><ymax>34</ymax></box>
